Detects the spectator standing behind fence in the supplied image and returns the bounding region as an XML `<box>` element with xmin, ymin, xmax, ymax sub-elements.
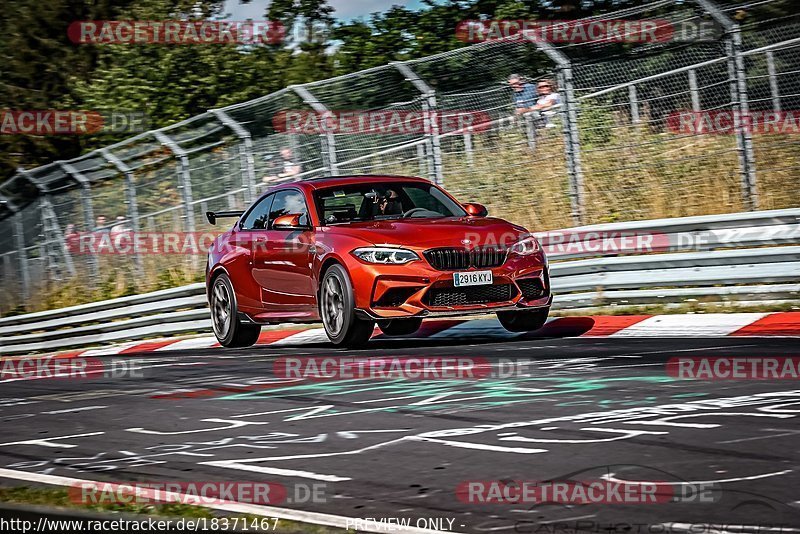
<box><xmin>532</xmin><ymin>78</ymin><xmax>560</xmax><ymax>128</ymax></box>
<box><xmin>64</xmin><ymin>223</ymin><xmax>79</xmax><ymax>251</ymax></box>
<box><xmin>508</xmin><ymin>74</ymin><xmax>537</xmax><ymax>115</ymax></box>
<box><xmin>110</xmin><ymin>216</ymin><xmax>132</xmax><ymax>235</ymax></box>
<box><xmin>94</xmin><ymin>215</ymin><xmax>109</xmax><ymax>232</ymax></box>
<box><xmin>262</xmin><ymin>148</ymin><xmax>302</xmax><ymax>185</ymax></box>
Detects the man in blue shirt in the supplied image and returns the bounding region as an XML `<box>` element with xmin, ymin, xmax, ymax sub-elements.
<box><xmin>508</xmin><ymin>74</ymin><xmax>537</xmax><ymax>115</ymax></box>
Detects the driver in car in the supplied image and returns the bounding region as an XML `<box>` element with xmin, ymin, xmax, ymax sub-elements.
<box><xmin>379</xmin><ymin>189</ymin><xmax>402</xmax><ymax>215</ymax></box>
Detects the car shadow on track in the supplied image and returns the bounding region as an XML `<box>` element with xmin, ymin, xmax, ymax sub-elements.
<box><xmin>254</xmin><ymin>316</ymin><xmax>616</xmax><ymax>353</ymax></box>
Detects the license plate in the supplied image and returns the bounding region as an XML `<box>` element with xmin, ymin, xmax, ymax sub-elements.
<box><xmin>453</xmin><ymin>270</ymin><xmax>493</xmax><ymax>287</ymax></box>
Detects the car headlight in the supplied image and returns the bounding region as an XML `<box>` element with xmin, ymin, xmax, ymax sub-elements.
<box><xmin>510</xmin><ymin>236</ymin><xmax>541</xmax><ymax>256</ymax></box>
<box><xmin>353</xmin><ymin>247</ymin><xmax>420</xmax><ymax>264</ymax></box>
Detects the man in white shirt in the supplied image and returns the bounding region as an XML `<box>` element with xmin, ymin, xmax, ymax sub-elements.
<box><xmin>262</xmin><ymin>148</ymin><xmax>302</xmax><ymax>184</ymax></box>
<box><xmin>532</xmin><ymin>79</ymin><xmax>561</xmax><ymax>128</ymax></box>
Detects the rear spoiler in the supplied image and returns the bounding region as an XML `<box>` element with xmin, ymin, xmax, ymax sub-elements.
<box><xmin>206</xmin><ymin>210</ymin><xmax>244</xmax><ymax>225</ymax></box>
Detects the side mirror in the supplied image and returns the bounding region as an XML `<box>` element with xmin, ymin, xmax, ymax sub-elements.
<box><xmin>462</xmin><ymin>203</ymin><xmax>488</xmax><ymax>217</ymax></box>
<box><xmin>273</xmin><ymin>213</ymin><xmax>311</xmax><ymax>231</ymax></box>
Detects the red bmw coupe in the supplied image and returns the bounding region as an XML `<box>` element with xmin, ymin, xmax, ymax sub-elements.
<box><xmin>206</xmin><ymin>175</ymin><xmax>551</xmax><ymax>348</ymax></box>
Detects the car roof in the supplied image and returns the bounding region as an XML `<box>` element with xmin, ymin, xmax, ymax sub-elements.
<box><xmin>267</xmin><ymin>175</ymin><xmax>431</xmax><ymax>195</ymax></box>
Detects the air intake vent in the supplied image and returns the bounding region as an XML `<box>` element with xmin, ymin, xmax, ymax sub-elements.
<box><xmin>423</xmin><ymin>284</ymin><xmax>516</xmax><ymax>307</ymax></box>
<box><xmin>424</xmin><ymin>247</ymin><xmax>507</xmax><ymax>271</ymax></box>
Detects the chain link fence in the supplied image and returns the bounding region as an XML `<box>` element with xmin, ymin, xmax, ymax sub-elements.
<box><xmin>0</xmin><ymin>0</ymin><xmax>798</xmax><ymax>313</ymax></box>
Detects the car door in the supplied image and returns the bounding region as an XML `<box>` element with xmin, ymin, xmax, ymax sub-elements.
<box><xmin>251</xmin><ymin>189</ymin><xmax>316</xmax><ymax>316</ymax></box>
<box><xmin>232</xmin><ymin>193</ymin><xmax>275</xmax><ymax>314</ymax></box>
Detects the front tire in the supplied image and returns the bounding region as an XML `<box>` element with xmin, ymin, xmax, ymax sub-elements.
<box><xmin>378</xmin><ymin>318</ymin><xmax>423</xmax><ymax>337</ymax></box>
<box><xmin>210</xmin><ymin>273</ymin><xmax>261</xmax><ymax>348</ymax></box>
<box><xmin>320</xmin><ymin>264</ymin><xmax>374</xmax><ymax>347</ymax></box>
<box><xmin>497</xmin><ymin>307</ymin><xmax>549</xmax><ymax>332</ymax></box>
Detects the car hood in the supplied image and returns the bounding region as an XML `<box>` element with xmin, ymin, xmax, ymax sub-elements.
<box><xmin>323</xmin><ymin>217</ymin><xmax>529</xmax><ymax>249</ymax></box>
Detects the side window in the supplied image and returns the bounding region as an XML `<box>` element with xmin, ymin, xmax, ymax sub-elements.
<box><xmin>404</xmin><ymin>186</ymin><xmax>447</xmax><ymax>213</ymax></box>
<box><xmin>268</xmin><ymin>190</ymin><xmax>309</xmax><ymax>229</ymax></box>
<box><xmin>240</xmin><ymin>194</ymin><xmax>274</xmax><ymax>230</ymax></box>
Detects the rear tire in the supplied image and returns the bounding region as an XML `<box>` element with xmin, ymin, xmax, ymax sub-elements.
<box><xmin>497</xmin><ymin>307</ymin><xmax>549</xmax><ymax>332</ymax></box>
<box><xmin>320</xmin><ymin>264</ymin><xmax>374</xmax><ymax>347</ymax></box>
<box><xmin>378</xmin><ymin>318</ymin><xmax>423</xmax><ymax>337</ymax></box>
<box><xmin>210</xmin><ymin>273</ymin><xmax>261</xmax><ymax>348</ymax></box>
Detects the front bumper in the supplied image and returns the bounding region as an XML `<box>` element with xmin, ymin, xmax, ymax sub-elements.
<box><xmin>348</xmin><ymin>250</ymin><xmax>551</xmax><ymax>320</ymax></box>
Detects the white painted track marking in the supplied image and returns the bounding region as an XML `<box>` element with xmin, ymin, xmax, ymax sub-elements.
<box><xmin>610</xmin><ymin>313</ymin><xmax>768</xmax><ymax>337</ymax></box>
<box><xmin>154</xmin><ymin>336</ymin><xmax>218</xmax><ymax>351</ymax></box>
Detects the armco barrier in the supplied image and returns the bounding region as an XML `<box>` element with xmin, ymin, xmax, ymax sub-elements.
<box><xmin>1</xmin><ymin>209</ymin><xmax>798</xmax><ymax>355</ymax></box>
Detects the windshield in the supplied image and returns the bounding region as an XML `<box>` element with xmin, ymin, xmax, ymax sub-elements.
<box><xmin>314</xmin><ymin>182</ymin><xmax>467</xmax><ymax>225</ymax></box>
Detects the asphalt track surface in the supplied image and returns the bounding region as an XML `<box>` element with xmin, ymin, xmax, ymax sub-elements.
<box><xmin>1</xmin><ymin>331</ymin><xmax>799</xmax><ymax>533</ymax></box>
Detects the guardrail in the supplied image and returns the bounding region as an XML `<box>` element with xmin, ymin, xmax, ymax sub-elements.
<box><xmin>1</xmin><ymin>208</ymin><xmax>798</xmax><ymax>355</ymax></box>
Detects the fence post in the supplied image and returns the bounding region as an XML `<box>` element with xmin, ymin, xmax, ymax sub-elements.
<box><xmin>289</xmin><ymin>85</ymin><xmax>339</xmax><ymax>176</ymax></box>
<box><xmin>392</xmin><ymin>61</ymin><xmax>444</xmax><ymax>186</ymax></box>
<box><xmin>628</xmin><ymin>84</ymin><xmax>640</xmax><ymax>124</ymax></box>
<box><xmin>7</xmin><ymin>202</ymin><xmax>30</xmax><ymax>303</ymax></box>
<box><xmin>416</xmin><ymin>143</ymin><xmax>427</xmax><ymax>177</ymax></box>
<box><xmin>694</xmin><ymin>0</ymin><xmax>758</xmax><ymax>210</ymax></box>
<box><xmin>765</xmin><ymin>50</ymin><xmax>781</xmax><ymax>113</ymax></box>
<box><xmin>536</xmin><ymin>42</ymin><xmax>586</xmax><ymax>225</ymax></box>
<box><xmin>18</xmin><ymin>168</ymin><xmax>76</xmax><ymax>281</ymax></box>
<box><xmin>101</xmin><ymin>148</ymin><xmax>143</xmax><ymax>275</ymax></box>
<box><xmin>153</xmin><ymin>131</ymin><xmax>196</xmax><ymax>233</ymax></box>
<box><xmin>463</xmin><ymin>132</ymin><xmax>474</xmax><ymax>167</ymax></box>
<box><xmin>524</xmin><ymin>113</ymin><xmax>537</xmax><ymax>151</ymax></box>
<box><xmin>688</xmin><ymin>69</ymin><xmax>701</xmax><ymax>112</ymax></box>
<box><xmin>211</xmin><ymin>109</ymin><xmax>258</xmax><ymax>203</ymax></box>
<box><xmin>59</xmin><ymin>162</ymin><xmax>99</xmax><ymax>285</ymax></box>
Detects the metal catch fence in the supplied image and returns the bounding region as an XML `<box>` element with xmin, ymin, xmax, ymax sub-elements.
<box><xmin>0</xmin><ymin>0</ymin><xmax>798</xmax><ymax>313</ymax></box>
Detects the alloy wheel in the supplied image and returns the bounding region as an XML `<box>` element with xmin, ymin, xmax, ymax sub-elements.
<box><xmin>211</xmin><ymin>279</ymin><xmax>232</xmax><ymax>339</ymax></box>
<box><xmin>321</xmin><ymin>275</ymin><xmax>345</xmax><ymax>336</ymax></box>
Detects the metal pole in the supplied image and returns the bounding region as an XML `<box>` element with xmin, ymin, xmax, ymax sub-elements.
<box><xmin>39</xmin><ymin>195</ymin><xmax>76</xmax><ymax>279</ymax></box>
<box><xmin>561</xmin><ymin>66</ymin><xmax>586</xmax><ymax>224</ymax></box>
<box><xmin>211</xmin><ymin>109</ymin><xmax>258</xmax><ymax>202</ymax></box>
<box><xmin>420</xmin><ymin>99</ymin><xmax>437</xmax><ymax>184</ymax></box>
<box><xmin>101</xmin><ymin>148</ymin><xmax>143</xmax><ymax>275</ymax></box>
<box><xmin>557</xmin><ymin>71</ymin><xmax>578</xmax><ymax>221</ymax></box>
<box><xmin>727</xmin><ymin>31</ymin><xmax>759</xmax><ymax>210</ymax></box>
<box><xmin>688</xmin><ymin>69</ymin><xmax>701</xmax><ymax>112</ymax></box>
<box><xmin>12</xmin><ymin>212</ymin><xmax>30</xmax><ymax>303</ymax></box>
<box><xmin>416</xmin><ymin>143</ymin><xmax>427</xmax><ymax>177</ymax></box>
<box><xmin>694</xmin><ymin>0</ymin><xmax>758</xmax><ymax>210</ymax></box>
<box><xmin>153</xmin><ymin>131</ymin><xmax>196</xmax><ymax>233</ymax></box>
<box><xmin>391</xmin><ymin>62</ymin><xmax>444</xmax><ymax>186</ymax></box>
<box><xmin>289</xmin><ymin>85</ymin><xmax>339</xmax><ymax>176</ymax></box>
<box><xmin>628</xmin><ymin>84</ymin><xmax>640</xmax><ymax>124</ymax></box>
<box><xmin>18</xmin><ymin>167</ymin><xmax>75</xmax><ymax>280</ymax></box>
<box><xmin>59</xmin><ymin>162</ymin><xmax>99</xmax><ymax>284</ymax></box>
<box><xmin>463</xmin><ymin>132</ymin><xmax>474</xmax><ymax>167</ymax></box>
<box><xmin>524</xmin><ymin>113</ymin><xmax>537</xmax><ymax>151</ymax></box>
<box><xmin>765</xmin><ymin>50</ymin><xmax>781</xmax><ymax>113</ymax></box>
<box><xmin>534</xmin><ymin>42</ymin><xmax>585</xmax><ymax>225</ymax></box>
